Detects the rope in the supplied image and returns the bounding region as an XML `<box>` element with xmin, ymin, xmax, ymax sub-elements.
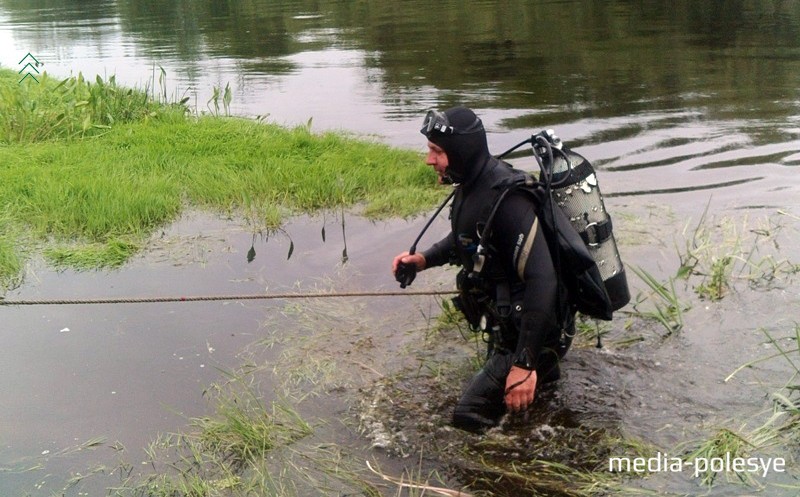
<box><xmin>0</xmin><ymin>289</ymin><xmax>458</xmax><ymax>306</ymax></box>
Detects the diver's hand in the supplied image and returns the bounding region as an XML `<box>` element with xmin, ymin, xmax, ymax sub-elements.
<box><xmin>392</xmin><ymin>252</ymin><xmax>426</xmax><ymax>288</ymax></box>
<box><xmin>391</xmin><ymin>252</ymin><xmax>426</xmax><ymax>275</ymax></box>
<box><xmin>504</xmin><ymin>366</ymin><xmax>537</xmax><ymax>412</ymax></box>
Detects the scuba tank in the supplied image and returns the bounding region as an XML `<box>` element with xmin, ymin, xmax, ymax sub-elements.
<box><xmin>532</xmin><ymin>130</ymin><xmax>630</xmax><ymax>311</ymax></box>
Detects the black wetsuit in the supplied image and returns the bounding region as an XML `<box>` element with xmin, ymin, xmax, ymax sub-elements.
<box><xmin>421</xmin><ymin>108</ymin><xmax>573</xmax><ymax>432</ymax></box>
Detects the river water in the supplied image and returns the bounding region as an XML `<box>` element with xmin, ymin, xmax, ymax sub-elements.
<box><xmin>1</xmin><ymin>1</ymin><xmax>800</xmax><ymax>496</ymax></box>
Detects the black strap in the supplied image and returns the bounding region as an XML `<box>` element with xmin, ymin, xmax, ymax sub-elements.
<box><xmin>579</xmin><ymin>217</ymin><xmax>613</xmax><ymax>246</ymax></box>
<box><xmin>495</xmin><ymin>280</ymin><xmax>511</xmax><ymax>319</ymax></box>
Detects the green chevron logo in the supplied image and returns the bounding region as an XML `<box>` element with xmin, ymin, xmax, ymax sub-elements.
<box><xmin>18</xmin><ymin>52</ymin><xmax>41</xmax><ymax>84</ymax></box>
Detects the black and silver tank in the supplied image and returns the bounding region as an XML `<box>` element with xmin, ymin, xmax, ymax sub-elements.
<box><xmin>536</xmin><ymin>130</ymin><xmax>631</xmax><ymax>312</ymax></box>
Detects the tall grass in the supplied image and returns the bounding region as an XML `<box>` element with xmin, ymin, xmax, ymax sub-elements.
<box><xmin>0</xmin><ymin>68</ymin><xmax>186</xmax><ymax>143</ymax></box>
<box><xmin>0</xmin><ymin>213</ymin><xmax>23</xmax><ymax>290</ymax></box>
<box><xmin>0</xmin><ymin>67</ymin><xmax>440</xmax><ymax>289</ymax></box>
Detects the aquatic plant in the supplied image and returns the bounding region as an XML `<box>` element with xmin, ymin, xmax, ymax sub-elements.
<box><xmin>629</xmin><ymin>265</ymin><xmax>688</xmax><ymax>335</ymax></box>
<box><xmin>207</xmin><ymin>82</ymin><xmax>233</xmax><ymax>117</ymax></box>
<box><xmin>676</xmin><ymin>208</ymin><xmax>799</xmax><ymax>301</ymax></box>
<box><xmin>725</xmin><ymin>326</ymin><xmax>800</xmax><ymax>387</ymax></box>
<box><xmin>108</xmin><ymin>366</ymin><xmax>388</xmax><ymax>497</ymax></box>
<box><xmin>449</xmin><ymin>425</ymin><xmax>660</xmax><ymax>497</ymax></box>
<box><xmin>680</xmin><ymin>324</ymin><xmax>800</xmax><ymax>490</ymax></box>
<box><xmin>681</xmin><ymin>427</ymin><xmax>758</xmax><ymax>487</ymax></box>
<box><xmin>574</xmin><ymin>315</ymin><xmax>613</xmax><ymax>348</ymax></box>
<box><xmin>679</xmin><ymin>400</ymin><xmax>797</xmax><ymax>491</ymax></box>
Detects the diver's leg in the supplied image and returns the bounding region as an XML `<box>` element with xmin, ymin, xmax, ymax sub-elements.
<box><xmin>536</xmin><ymin>347</ymin><xmax>562</xmax><ymax>385</ymax></box>
<box><xmin>452</xmin><ymin>353</ymin><xmax>513</xmax><ymax>432</ymax></box>
<box><xmin>452</xmin><ymin>316</ymin><xmax>575</xmax><ymax>432</ymax></box>
<box><xmin>537</xmin><ymin>312</ymin><xmax>576</xmax><ymax>385</ymax></box>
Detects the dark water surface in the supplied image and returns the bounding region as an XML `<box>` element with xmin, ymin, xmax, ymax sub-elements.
<box><xmin>1</xmin><ymin>0</ymin><xmax>800</xmax><ymax>495</ymax></box>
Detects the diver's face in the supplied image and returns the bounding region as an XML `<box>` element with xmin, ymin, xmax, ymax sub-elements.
<box><xmin>425</xmin><ymin>141</ymin><xmax>449</xmax><ymax>184</ymax></box>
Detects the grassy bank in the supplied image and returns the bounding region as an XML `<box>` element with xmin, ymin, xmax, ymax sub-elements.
<box><xmin>0</xmin><ymin>68</ymin><xmax>440</xmax><ymax>289</ymax></box>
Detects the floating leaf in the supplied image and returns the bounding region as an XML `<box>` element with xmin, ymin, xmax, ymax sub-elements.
<box><xmin>287</xmin><ymin>240</ymin><xmax>294</xmax><ymax>260</ymax></box>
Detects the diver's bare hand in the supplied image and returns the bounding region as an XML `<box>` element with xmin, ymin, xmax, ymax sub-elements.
<box><xmin>391</xmin><ymin>252</ymin><xmax>426</xmax><ymax>275</ymax></box>
<box><xmin>504</xmin><ymin>366</ymin><xmax>537</xmax><ymax>412</ymax></box>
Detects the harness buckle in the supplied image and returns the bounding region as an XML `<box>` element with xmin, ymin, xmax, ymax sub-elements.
<box><xmin>584</xmin><ymin>222</ymin><xmax>599</xmax><ymax>246</ymax></box>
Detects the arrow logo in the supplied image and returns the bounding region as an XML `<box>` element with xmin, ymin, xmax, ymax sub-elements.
<box><xmin>18</xmin><ymin>52</ymin><xmax>41</xmax><ymax>84</ymax></box>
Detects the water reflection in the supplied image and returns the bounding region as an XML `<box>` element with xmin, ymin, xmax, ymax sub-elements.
<box><xmin>244</xmin><ymin>210</ymin><xmax>349</xmax><ymax>264</ymax></box>
<box><xmin>314</xmin><ymin>209</ymin><xmax>349</xmax><ymax>264</ymax></box>
<box><xmin>3</xmin><ymin>0</ymin><xmax>799</xmax><ymax>205</ymax></box>
<box><xmin>3</xmin><ymin>0</ymin><xmax>800</xmax><ymax>128</ymax></box>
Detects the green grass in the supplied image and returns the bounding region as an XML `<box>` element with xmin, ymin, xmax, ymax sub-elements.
<box><xmin>457</xmin><ymin>433</ymin><xmax>658</xmax><ymax>497</ymax></box>
<box><xmin>0</xmin><ymin>67</ymin><xmax>442</xmax><ymax>290</ymax></box>
<box><xmin>0</xmin><ymin>213</ymin><xmax>23</xmax><ymax>289</ymax></box>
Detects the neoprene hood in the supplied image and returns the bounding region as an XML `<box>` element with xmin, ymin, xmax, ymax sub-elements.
<box><xmin>421</xmin><ymin>106</ymin><xmax>490</xmax><ymax>184</ymax></box>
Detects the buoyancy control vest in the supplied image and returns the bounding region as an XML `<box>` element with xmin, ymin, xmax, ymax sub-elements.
<box><xmin>450</xmin><ymin>157</ymin><xmax>516</xmax><ymax>270</ymax></box>
<box><xmin>447</xmin><ymin>158</ymin><xmax>524</xmax><ymax>330</ymax></box>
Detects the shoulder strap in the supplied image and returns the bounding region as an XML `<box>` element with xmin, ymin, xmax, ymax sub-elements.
<box><xmin>475</xmin><ymin>173</ymin><xmax>540</xmax><ymax>251</ymax></box>
<box><xmin>469</xmin><ymin>173</ymin><xmax>540</xmax><ymax>281</ymax></box>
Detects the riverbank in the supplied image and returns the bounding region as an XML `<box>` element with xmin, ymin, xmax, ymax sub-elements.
<box><xmin>0</xmin><ymin>67</ymin><xmax>441</xmax><ymax>291</ymax></box>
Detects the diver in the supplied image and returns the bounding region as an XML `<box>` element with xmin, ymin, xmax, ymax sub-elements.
<box><xmin>392</xmin><ymin>106</ymin><xmax>574</xmax><ymax>432</ymax></box>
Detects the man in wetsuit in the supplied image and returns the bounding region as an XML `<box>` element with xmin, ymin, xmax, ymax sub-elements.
<box><xmin>392</xmin><ymin>106</ymin><xmax>573</xmax><ymax>432</ymax></box>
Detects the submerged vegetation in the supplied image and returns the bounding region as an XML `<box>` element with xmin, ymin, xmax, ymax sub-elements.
<box><xmin>676</xmin><ymin>207</ymin><xmax>800</xmax><ymax>301</ymax></box>
<box><xmin>0</xmin><ymin>67</ymin><xmax>439</xmax><ymax>290</ymax></box>
<box><xmin>109</xmin><ymin>366</ymin><xmax>383</xmax><ymax>497</ymax></box>
<box><xmin>628</xmin><ymin>209</ymin><xmax>800</xmax><ymax>336</ymax></box>
<box><xmin>680</xmin><ymin>323</ymin><xmax>800</xmax><ymax>489</ymax></box>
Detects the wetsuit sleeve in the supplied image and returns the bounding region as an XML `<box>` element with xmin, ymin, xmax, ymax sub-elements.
<box><xmin>421</xmin><ymin>232</ymin><xmax>457</xmax><ymax>268</ymax></box>
<box><xmin>491</xmin><ymin>192</ymin><xmax>562</xmax><ymax>370</ymax></box>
